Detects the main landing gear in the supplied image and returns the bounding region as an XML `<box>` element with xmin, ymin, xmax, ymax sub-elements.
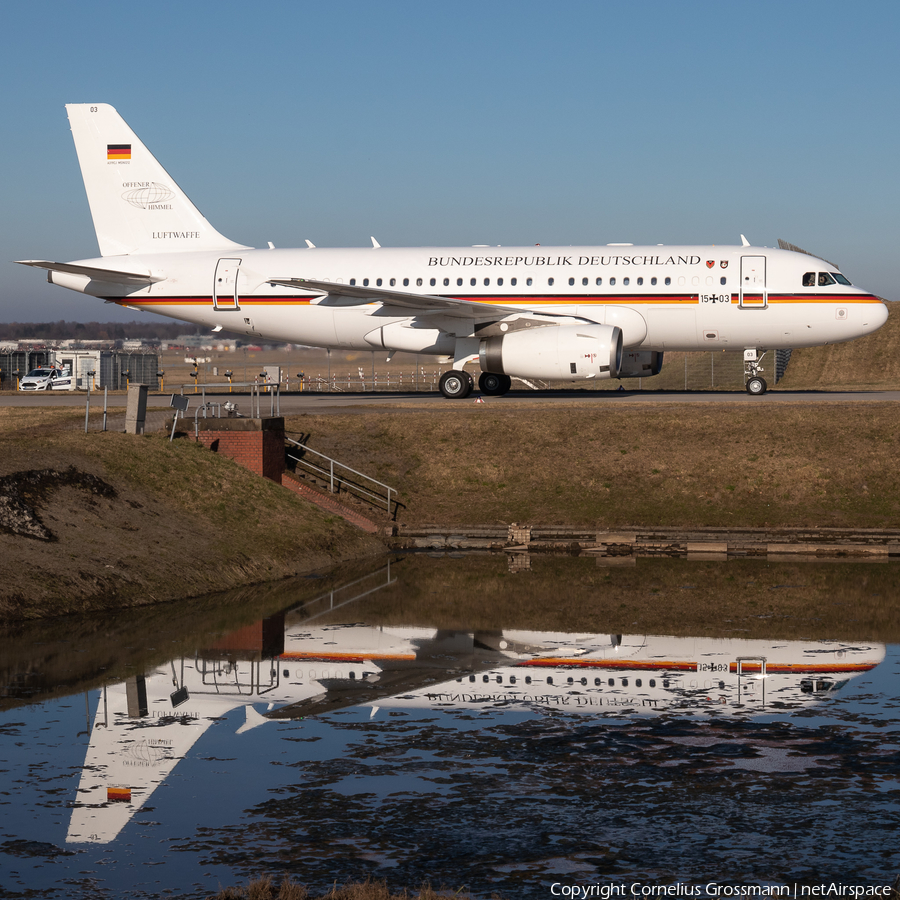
<box><xmin>438</xmin><ymin>370</ymin><xmax>475</xmax><ymax>399</ymax></box>
<box><xmin>438</xmin><ymin>370</ymin><xmax>512</xmax><ymax>398</ymax></box>
<box><xmin>743</xmin><ymin>349</ymin><xmax>768</xmax><ymax>396</ymax></box>
<box><xmin>478</xmin><ymin>372</ymin><xmax>512</xmax><ymax>396</ymax></box>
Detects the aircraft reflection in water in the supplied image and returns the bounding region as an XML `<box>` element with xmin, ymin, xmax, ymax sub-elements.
<box><xmin>68</xmin><ymin>621</ymin><xmax>884</xmax><ymax>845</ymax></box>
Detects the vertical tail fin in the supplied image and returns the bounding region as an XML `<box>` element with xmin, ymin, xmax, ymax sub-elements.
<box><xmin>66</xmin><ymin>103</ymin><xmax>249</xmax><ymax>257</ymax></box>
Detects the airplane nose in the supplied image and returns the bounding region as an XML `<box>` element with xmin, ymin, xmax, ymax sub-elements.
<box><xmin>863</xmin><ymin>299</ymin><xmax>890</xmax><ymax>334</ymax></box>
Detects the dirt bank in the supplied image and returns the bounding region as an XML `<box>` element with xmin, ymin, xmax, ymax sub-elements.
<box><xmin>0</xmin><ymin>408</ymin><xmax>383</xmax><ymax>622</ymax></box>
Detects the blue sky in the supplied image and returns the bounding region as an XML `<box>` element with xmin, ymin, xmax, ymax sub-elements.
<box><xmin>2</xmin><ymin>0</ymin><xmax>899</xmax><ymax>322</ymax></box>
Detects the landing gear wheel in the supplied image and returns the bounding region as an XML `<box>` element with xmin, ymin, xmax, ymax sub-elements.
<box><xmin>478</xmin><ymin>372</ymin><xmax>512</xmax><ymax>396</ymax></box>
<box><xmin>746</xmin><ymin>376</ymin><xmax>768</xmax><ymax>396</ymax></box>
<box><xmin>439</xmin><ymin>370</ymin><xmax>474</xmax><ymax>399</ymax></box>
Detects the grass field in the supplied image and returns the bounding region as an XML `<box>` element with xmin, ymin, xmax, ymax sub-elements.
<box><xmin>284</xmin><ymin>402</ymin><xmax>900</xmax><ymax>529</ymax></box>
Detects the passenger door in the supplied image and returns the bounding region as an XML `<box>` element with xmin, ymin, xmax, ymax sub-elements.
<box><xmin>213</xmin><ymin>258</ymin><xmax>242</xmax><ymax>310</ymax></box>
<box><xmin>739</xmin><ymin>256</ymin><xmax>767</xmax><ymax>309</ymax></box>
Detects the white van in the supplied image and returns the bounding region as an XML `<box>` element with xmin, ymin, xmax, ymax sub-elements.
<box><xmin>19</xmin><ymin>366</ymin><xmax>75</xmax><ymax>391</ymax></box>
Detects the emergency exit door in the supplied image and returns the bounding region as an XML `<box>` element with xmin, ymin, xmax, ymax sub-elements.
<box><xmin>739</xmin><ymin>256</ymin><xmax>767</xmax><ymax>309</ymax></box>
<box><xmin>213</xmin><ymin>258</ymin><xmax>242</xmax><ymax>310</ymax></box>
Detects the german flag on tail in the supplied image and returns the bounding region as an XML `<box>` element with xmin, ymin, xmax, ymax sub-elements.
<box><xmin>107</xmin><ymin>144</ymin><xmax>131</xmax><ymax>160</ymax></box>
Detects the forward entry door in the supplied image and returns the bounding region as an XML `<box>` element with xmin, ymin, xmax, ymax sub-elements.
<box><xmin>213</xmin><ymin>258</ymin><xmax>242</xmax><ymax>310</ymax></box>
<box><xmin>739</xmin><ymin>256</ymin><xmax>767</xmax><ymax>309</ymax></box>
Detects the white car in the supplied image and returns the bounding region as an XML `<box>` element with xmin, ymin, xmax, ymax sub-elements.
<box><xmin>19</xmin><ymin>366</ymin><xmax>74</xmax><ymax>391</ymax></box>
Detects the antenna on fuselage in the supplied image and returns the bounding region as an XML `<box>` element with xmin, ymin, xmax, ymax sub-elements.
<box><xmin>370</xmin><ymin>236</ymin><xmax>381</xmax><ymax>249</ymax></box>
<box><xmin>740</xmin><ymin>234</ymin><xmax>750</xmax><ymax>247</ymax></box>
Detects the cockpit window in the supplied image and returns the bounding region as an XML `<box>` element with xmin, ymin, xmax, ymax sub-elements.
<box><xmin>803</xmin><ymin>272</ymin><xmax>816</xmax><ymax>287</ymax></box>
<box><xmin>833</xmin><ymin>273</ymin><xmax>851</xmax><ymax>286</ymax></box>
<box><xmin>818</xmin><ymin>272</ymin><xmax>836</xmax><ymax>286</ymax></box>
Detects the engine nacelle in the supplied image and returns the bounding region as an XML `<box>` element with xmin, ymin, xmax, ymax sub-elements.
<box><xmin>617</xmin><ymin>350</ymin><xmax>664</xmax><ymax>379</ymax></box>
<box><xmin>479</xmin><ymin>323</ymin><xmax>623</xmax><ymax>381</ymax></box>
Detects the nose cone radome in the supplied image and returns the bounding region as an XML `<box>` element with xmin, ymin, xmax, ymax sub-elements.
<box><xmin>862</xmin><ymin>299</ymin><xmax>890</xmax><ymax>335</ymax></box>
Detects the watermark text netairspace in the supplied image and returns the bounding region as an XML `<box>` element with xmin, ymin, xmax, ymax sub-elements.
<box><xmin>549</xmin><ymin>884</ymin><xmax>895</xmax><ymax>899</ymax></box>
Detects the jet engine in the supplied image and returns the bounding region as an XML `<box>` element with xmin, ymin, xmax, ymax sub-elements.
<box><xmin>617</xmin><ymin>350</ymin><xmax>664</xmax><ymax>379</ymax></box>
<box><xmin>479</xmin><ymin>323</ymin><xmax>623</xmax><ymax>380</ymax></box>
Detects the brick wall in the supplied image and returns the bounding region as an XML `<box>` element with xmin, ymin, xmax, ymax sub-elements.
<box><xmin>192</xmin><ymin>416</ymin><xmax>285</xmax><ymax>484</ymax></box>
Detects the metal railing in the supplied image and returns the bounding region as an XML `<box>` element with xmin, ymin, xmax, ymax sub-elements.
<box><xmin>180</xmin><ymin>381</ymin><xmax>281</xmax><ymax>417</ymax></box>
<box><xmin>285</xmin><ymin>437</ymin><xmax>396</xmax><ymax>516</ymax></box>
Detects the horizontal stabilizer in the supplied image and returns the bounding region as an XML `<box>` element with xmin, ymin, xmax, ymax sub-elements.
<box><xmin>15</xmin><ymin>260</ymin><xmax>164</xmax><ymax>285</ymax></box>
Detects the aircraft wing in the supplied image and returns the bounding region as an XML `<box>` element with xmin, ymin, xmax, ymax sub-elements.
<box><xmin>266</xmin><ymin>277</ymin><xmax>527</xmax><ymax>318</ymax></box>
<box><xmin>265</xmin><ymin>665</ymin><xmax>475</xmax><ymax>719</ymax></box>
<box><xmin>15</xmin><ymin>260</ymin><xmax>165</xmax><ymax>285</ymax></box>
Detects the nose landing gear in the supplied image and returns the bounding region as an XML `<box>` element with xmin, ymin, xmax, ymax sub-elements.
<box><xmin>743</xmin><ymin>349</ymin><xmax>769</xmax><ymax>395</ymax></box>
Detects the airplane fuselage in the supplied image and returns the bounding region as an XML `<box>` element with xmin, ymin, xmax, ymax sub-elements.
<box><xmin>58</xmin><ymin>244</ymin><xmax>885</xmax><ymax>354</ymax></box>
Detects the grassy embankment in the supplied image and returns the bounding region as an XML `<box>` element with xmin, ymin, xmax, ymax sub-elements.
<box><xmin>0</xmin><ymin>407</ymin><xmax>382</xmax><ymax>621</ymax></box>
<box><xmin>287</xmin><ymin>401</ymin><xmax>900</xmax><ymax>529</ymax></box>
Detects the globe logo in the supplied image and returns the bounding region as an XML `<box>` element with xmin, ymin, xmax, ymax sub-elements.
<box><xmin>122</xmin><ymin>182</ymin><xmax>175</xmax><ymax>209</ymax></box>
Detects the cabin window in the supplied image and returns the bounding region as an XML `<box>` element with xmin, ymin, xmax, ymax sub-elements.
<box><xmin>803</xmin><ymin>272</ymin><xmax>816</xmax><ymax>286</ymax></box>
<box><xmin>416</xmin><ymin>277</ymin><xmax>422</xmax><ymax>286</ymax></box>
<box><xmin>580</xmin><ymin>677</ymin><xmax>587</xmax><ymax>686</ymax></box>
<box><xmin>594</xmin><ymin>677</ymin><xmax>602</xmax><ymax>686</ymax></box>
<box><xmin>818</xmin><ymin>272</ymin><xmax>836</xmax><ymax>286</ymax></box>
<box><xmin>567</xmin><ymin>676</ymin><xmax>574</xmax><ymax>685</ymax></box>
<box><xmin>623</xmin><ymin>277</ymin><xmax>630</xmax><ymax>286</ymax></box>
<box><xmin>548</xmin><ymin>277</ymin><xmax>555</xmax><ymax>286</ymax></box>
<box><xmin>403</xmin><ymin>277</ymin><xmax>409</xmax><ymax>286</ymax></box>
<box><xmin>484</xmin><ymin>278</ymin><xmax>490</xmax><ymax>286</ymax></box>
<box><xmin>568</xmin><ymin>277</ymin><xmax>575</xmax><ymax>286</ymax></box>
<box><xmin>509</xmin><ymin>675</ymin><xmax>516</xmax><ymax>684</ymax></box>
<box><xmin>663</xmin><ymin>679</ymin><xmax>670</xmax><ymax>688</ymax></box>
<box><xmin>665</xmin><ymin>277</ymin><xmax>671</xmax><ymax>286</ymax></box>
<box><xmin>483</xmin><ymin>675</ymin><xmax>489</xmax><ymax>683</ymax></box>
<box><xmin>470</xmin><ymin>277</ymin><xmax>477</xmax><ymax>286</ymax></box>
<box><xmin>691</xmin><ymin>276</ymin><xmax>700</xmax><ymax>286</ymax></box>
<box><xmin>720</xmin><ymin>277</ymin><xmax>727</xmax><ymax>285</ymax></box>
<box><xmin>651</xmin><ymin>276</ymin><xmax>657</xmax><ymax>286</ymax></box>
<box><xmin>469</xmin><ymin>675</ymin><xmax>475</xmax><ymax>682</ymax></box>
<box><xmin>547</xmin><ymin>676</ymin><xmax>554</xmax><ymax>685</ymax></box>
<box><xmin>376</xmin><ymin>278</ymin><xmax>383</xmax><ymax>287</ymax></box>
<box><xmin>349</xmin><ymin>278</ymin><xmax>356</xmax><ymax>286</ymax></box>
<box><xmin>526</xmin><ymin>277</ymin><xmax>533</xmax><ymax>286</ymax></box>
<box><xmin>363</xmin><ymin>278</ymin><xmax>369</xmax><ymax>286</ymax></box>
<box><xmin>622</xmin><ymin>678</ymin><xmax>628</xmax><ymax>687</ymax></box>
<box><xmin>637</xmin><ymin>277</ymin><xmax>643</xmax><ymax>286</ymax></box>
<box><xmin>511</xmin><ymin>277</ymin><xmax>517</xmax><ymax>286</ymax></box>
<box><xmin>610</xmin><ymin>277</ymin><xmax>616</xmax><ymax>286</ymax></box>
<box><xmin>636</xmin><ymin>678</ymin><xmax>642</xmax><ymax>687</ymax></box>
<box><xmin>498</xmin><ymin>277</ymin><xmax>504</xmax><ymax>286</ymax></box>
<box><xmin>596</xmin><ymin>277</ymin><xmax>602</xmax><ymax>286</ymax></box>
<box><xmin>608</xmin><ymin>678</ymin><xmax>615</xmax><ymax>686</ymax></box>
<box><xmin>649</xmin><ymin>679</ymin><xmax>656</xmax><ymax>687</ymax></box>
<box><xmin>496</xmin><ymin>675</ymin><xmax>502</xmax><ymax>683</ymax></box>
<box><xmin>443</xmin><ymin>278</ymin><xmax>449</xmax><ymax>286</ymax></box>
<box><xmin>525</xmin><ymin>675</ymin><xmax>532</xmax><ymax>684</ymax></box>
<box><xmin>457</xmin><ymin>278</ymin><xmax>463</xmax><ymax>286</ymax></box>
<box><xmin>390</xmin><ymin>278</ymin><xmax>396</xmax><ymax>286</ymax></box>
<box><xmin>430</xmin><ymin>278</ymin><xmax>436</xmax><ymax>286</ymax></box>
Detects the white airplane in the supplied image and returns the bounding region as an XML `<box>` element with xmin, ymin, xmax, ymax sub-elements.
<box><xmin>18</xmin><ymin>104</ymin><xmax>888</xmax><ymax>397</ymax></box>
